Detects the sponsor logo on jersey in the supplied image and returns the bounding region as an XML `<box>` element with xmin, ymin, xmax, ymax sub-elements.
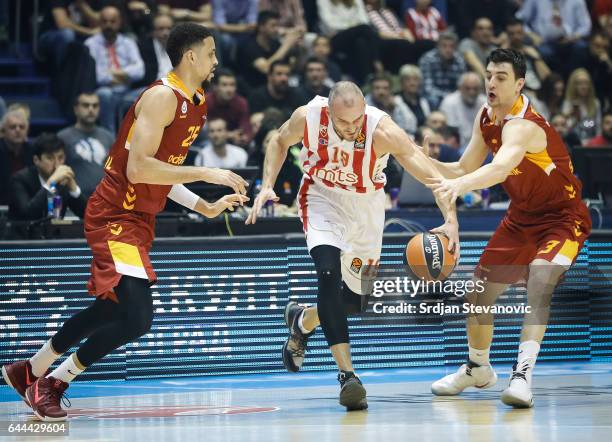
<box><xmin>354</xmin><ymin>131</ymin><xmax>366</xmax><ymax>150</ymax></box>
<box><xmin>181</xmin><ymin>101</ymin><xmax>187</xmax><ymax>114</ymax></box>
<box><xmin>168</xmin><ymin>153</ymin><xmax>187</xmax><ymax>165</ymax></box>
<box><xmin>350</xmin><ymin>257</ymin><xmax>363</xmax><ymax>274</ymax></box>
<box><xmin>313</xmin><ymin>167</ymin><xmax>358</xmax><ymax>185</ymax></box>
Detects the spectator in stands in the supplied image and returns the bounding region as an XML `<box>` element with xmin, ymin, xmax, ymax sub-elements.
<box><xmin>38</xmin><ymin>0</ymin><xmax>100</xmax><ymax>70</ymax></box>
<box><xmin>135</xmin><ymin>14</ymin><xmax>173</xmax><ymax>88</ymax></box>
<box><xmin>365</xmin><ymin>73</ymin><xmax>414</xmax><ymax>134</ymax></box>
<box><xmin>404</xmin><ymin>0</ymin><xmax>446</xmax><ymax>42</ymax></box>
<box><xmin>248</xmin><ymin>60</ymin><xmax>306</xmax><ymax>117</ymax></box>
<box><xmin>298</xmin><ymin>58</ymin><xmax>331</xmax><ymax>101</ymax></box>
<box><xmin>586</xmin><ymin>112</ymin><xmax>612</xmax><ymax>147</ymax></box>
<box><xmin>425</xmin><ymin>110</ymin><xmax>447</xmax><ymax>130</ymax></box>
<box><xmin>193</xmin><ymin>118</ymin><xmax>248</xmax><ymax>168</ymax></box>
<box><xmin>397</xmin><ymin>64</ymin><xmax>431</xmax><ymax>131</ymax></box>
<box><xmin>420</xmin><ymin>127</ymin><xmax>460</xmax><ymax>162</ymax></box>
<box><xmin>0</xmin><ymin>108</ymin><xmax>32</xmax><ymax>205</ymax></box>
<box><xmin>206</xmin><ymin>69</ymin><xmax>252</xmax><ymax>146</ymax></box>
<box><xmin>85</xmin><ymin>5</ymin><xmax>145</xmax><ymax>134</ymax></box>
<box><xmin>157</xmin><ymin>1</ymin><xmax>211</xmax><ymax>23</ymax></box>
<box><xmin>317</xmin><ymin>0</ymin><xmax>382</xmax><ymax>85</ymax></box>
<box><xmin>238</xmin><ymin>10</ymin><xmax>303</xmax><ymax>89</ymax></box>
<box><xmin>516</xmin><ymin>0</ymin><xmax>591</xmax><ymax>76</ymax></box>
<box><xmin>562</xmin><ymin>68</ymin><xmax>602</xmax><ymax>143</ymax></box>
<box><xmin>258</xmin><ymin>0</ymin><xmax>307</xmax><ymax>35</ymax></box>
<box><xmin>9</xmin><ymin>133</ymin><xmax>87</xmax><ymax>222</ymax></box>
<box><xmin>121</xmin><ymin>1</ymin><xmax>159</xmax><ymax>39</ymax></box>
<box><xmin>458</xmin><ymin>17</ymin><xmax>497</xmax><ymax>79</ymax></box>
<box><xmin>581</xmin><ymin>33</ymin><xmax>612</xmax><ymax>112</ymax></box>
<box><xmin>551</xmin><ymin>113</ymin><xmax>582</xmax><ymax>149</ymax></box>
<box><xmin>419</xmin><ymin>31</ymin><xmax>466</xmax><ymax>109</ymax></box>
<box><xmin>504</xmin><ymin>18</ymin><xmax>551</xmax><ymax>92</ymax></box>
<box><xmin>452</xmin><ymin>0</ymin><xmax>516</xmax><ymax>40</ymax></box>
<box><xmin>366</xmin><ymin>0</ymin><xmax>433</xmax><ymax>71</ymax></box>
<box><xmin>536</xmin><ymin>73</ymin><xmax>565</xmax><ymax>119</ymax></box>
<box><xmin>212</xmin><ymin>0</ymin><xmax>258</xmax><ymax>64</ymax></box>
<box><xmin>439</xmin><ymin>72</ymin><xmax>486</xmax><ymax>148</ymax></box>
<box><xmin>57</xmin><ymin>92</ymin><xmax>113</xmax><ymax>198</ymax></box>
<box><xmin>311</xmin><ymin>35</ymin><xmax>342</xmax><ymax>83</ymax></box>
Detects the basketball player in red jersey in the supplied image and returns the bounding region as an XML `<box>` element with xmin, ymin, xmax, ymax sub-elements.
<box><xmin>246</xmin><ymin>82</ymin><xmax>459</xmax><ymax>410</ymax></box>
<box><xmin>2</xmin><ymin>23</ymin><xmax>248</xmax><ymax>421</ymax></box>
<box><xmin>427</xmin><ymin>49</ymin><xmax>591</xmax><ymax>408</ymax></box>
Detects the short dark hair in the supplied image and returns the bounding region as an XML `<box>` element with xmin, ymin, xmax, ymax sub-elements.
<box><xmin>33</xmin><ymin>133</ymin><xmax>64</xmax><ymax>158</ymax></box>
<box><xmin>166</xmin><ymin>23</ymin><xmax>213</xmax><ymax>67</ymax></box>
<box><xmin>257</xmin><ymin>10</ymin><xmax>280</xmax><ymax>28</ymax></box>
<box><xmin>213</xmin><ymin>68</ymin><xmax>235</xmax><ymax>84</ymax></box>
<box><xmin>485</xmin><ymin>48</ymin><xmax>526</xmax><ymax>80</ymax></box>
<box><xmin>74</xmin><ymin>91</ymin><xmax>99</xmax><ymax>106</ymax></box>
<box><xmin>369</xmin><ymin>72</ymin><xmax>392</xmax><ymax>86</ymax></box>
<box><xmin>505</xmin><ymin>17</ymin><xmax>523</xmax><ymax>28</ymax></box>
<box><xmin>268</xmin><ymin>59</ymin><xmax>290</xmax><ymax>74</ymax></box>
<box><xmin>304</xmin><ymin>57</ymin><xmax>326</xmax><ymax>69</ymax></box>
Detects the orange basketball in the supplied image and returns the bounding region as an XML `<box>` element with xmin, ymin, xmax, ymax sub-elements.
<box><xmin>405</xmin><ymin>233</ymin><xmax>456</xmax><ymax>281</ymax></box>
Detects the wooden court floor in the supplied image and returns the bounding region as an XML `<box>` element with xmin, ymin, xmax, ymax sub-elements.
<box><xmin>1</xmin><ymin>362</ymin><xmax>611</xmax><ymax>441</ymax></box>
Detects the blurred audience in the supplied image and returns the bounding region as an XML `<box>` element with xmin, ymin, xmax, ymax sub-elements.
<box><xmin>397</xmin><ymin>64</ymin><xmax>431</xmax><ymax>132</ymax></box>
<box><xmin>550</xmin><ymin>113</ymin><xmax>582</xmax><ymax>149</ymax></box>
<box><xmin>562</xmin><ymin>68</ymin><xmax>602</xmax><ymax>143</ymax></box>
<box><xmin>536</xmin><ymin>73</ymin><xmax>565</xmax><ymax>119</ymax></box>
<box><xmin>311</xmin><ymin>35</ymin><xmax>342</xmax><ymax>83</ymax></box>
<box><xmin>404</xmin><ymin>0</ymin><xmax>446</xmax><ymax>42</ymax></box>
<box><xmin>458</xmin><ymin>17</ymin><xmax>497</xmax><ymax>79</ymax></box>
<box><xmin>366</xmin><ymin>73</ymin><xmax>414</xmax><ymax>134</ymax></box>
<box><xmin>299</xmin><ymin>58</ymin><xmax>331</xmax><ymax>101</ymax></box>
<box><xmin>258</xmin><ymin>0</ymin><xmax>307</xmax><ymax>35</ymax></box>
<box><xmin>57</xmin><ymin>92</ymin><xmax>113</xmax><ymax>198</ymax></box>
<box><xmin>193</xmin><ymin>118</ymin><xmax>248</xmax><ymax>168</ymax></box>
<box><xmin>85</xmin><ymin>5</ymin><xmax>145</xmax><ymax>134</ymax></box>
<box><xmin>9</xmin><ymin>133</ymin><xmax>87</xmax><ymax>223</ymax></box>
<box><xmin>206</xmin><ymin>69</ymin><xmax>253</xmax><ymax>146</ymax></box>
<box><xmin>439</xmin><ymin>72</ymin><xmax>486</xmax><ymax>148</ymax></box>
<box><xmin>0</xmin><ymin>108</ymin><xmax>32</xmax><ymax>205</ymax></box>
<box><xmin>419</xmin><ymin>31</ymin><xmax>466</xmax><ymax>109</ymax></box>
<box><xmin>586</xmin><ymin>112</ymin><xmax>612</xmax><ymax>147</ymax></box>
<box><xmin>135</xmin><ymin>13</ymin><xmax>173</xmax><ymax>88</ymax></box>
<box><xmin>248</xmin><ymin>61</ymin><xmax>306</xmax><ymax>117</ymax></box>
<box><xmin>581</xmin><ymin>32</ymin><xmax>612</xmax><ymax>111</ymax></box>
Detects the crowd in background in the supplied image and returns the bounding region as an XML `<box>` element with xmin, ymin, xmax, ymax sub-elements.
<box><xmin>0</xmin><ymin>0</ymin><xmax>611</xmax><ymax>227</ymax></box>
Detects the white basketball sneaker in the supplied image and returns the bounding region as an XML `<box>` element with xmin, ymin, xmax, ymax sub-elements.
<box><xmin>431</xmin><ymin>361</ymin><xmax>498</xmax><ymax>396</ymax></box>
<box><xmin>501</xmin><ymin>360</ymin><xmax>534</xmax><ymax>408</ymax></box>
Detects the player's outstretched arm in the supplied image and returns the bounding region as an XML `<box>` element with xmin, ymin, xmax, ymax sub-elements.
<box><xmin>424</xmin><ymin>106</ymin><xmax>489</xmax><ymax>179</ymax></box>
<box><xmin>427</xmin><ymin>118</ymin><xmax>543</xmax><ymax>202</ymax></box>
<box><xmin>126</xmin><ymin>86</ymin><xmax>247</xmax><ymax>194</ymax></box>
<box><xmin>245</xmin><ymin>106</ymin><xmax>307</xmax><ymax>225</ymax></box>
<box><xmin>374</xmin><ymin>116</ymin><xmax>459</xmax><ymax>254</ymax></box>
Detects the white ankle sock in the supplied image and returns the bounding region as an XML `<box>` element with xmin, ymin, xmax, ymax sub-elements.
<box><xmin>29</xmin><ymin>340</ymin><xmax>62</xmax><ymax>377</ymax></box>
<box><xmin>469</xmin><ymin>346</ymin><xmax>491</xmax><ymax>366</ymax></box>
<box><xmin>518</xmin><ymin>340</ymin><xmax>540</xmax><ymax>365</ymax></box>
<box><xmin>298</xmin><ymin>309</ymin><xmax>312</xmax><ymax>334</ymax></box>
<box><xmin>48</xmin><ymin>354</ymin><xmax>85</xmax><ymax>383</ymax></box>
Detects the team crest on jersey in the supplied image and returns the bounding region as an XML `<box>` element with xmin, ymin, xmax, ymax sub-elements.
<box><xmin>181</xmin><ymin>101</ymin><xmax>187</xmax><ymax>114</ymax></box>
<box><xmin>319</xmin><ymin>137</ymin><xmax>328</xmax><ymax>145</ymax></box>
<box><xmin>350</xmin><ymin>257</ymin><xmax>363</xmax><ymax>274</ymax></box>
<box><xmin>354</xmin><ymin>131</ymin><xmax>366</xmax><ymax>150</ymax></box>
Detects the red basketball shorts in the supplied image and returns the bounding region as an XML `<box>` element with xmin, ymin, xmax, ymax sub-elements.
<box><xmin>84</xmin><ymin>192</ymin><xmax>157</xmax><ymax>302</ymax></box>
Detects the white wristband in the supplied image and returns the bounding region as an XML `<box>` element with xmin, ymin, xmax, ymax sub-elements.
<box><xmin>167</xmin><ymin>184</ymin><xmax>200</xmax><ymax>210</ymax></box>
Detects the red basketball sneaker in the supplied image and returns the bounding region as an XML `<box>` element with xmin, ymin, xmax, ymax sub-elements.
<box><xmin>2</xmin><ymin>360</ymin><xmax>40</xmax><ymax>401</ymax></box>
<box><xmin>25</xmin><ymin>376</ymin><xmax>70</xmax><ymax>422</ymax></box>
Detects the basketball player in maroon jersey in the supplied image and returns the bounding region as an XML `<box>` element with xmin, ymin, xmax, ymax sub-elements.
<box><xmin>427</xmin><ymin>49</ymin><xmax>591</xmax><ymax>407</ymax></box>
<box><xmin>2</xmin><ymin>23</ymin><xmax>248</xmax><ymax>421</ymax></box>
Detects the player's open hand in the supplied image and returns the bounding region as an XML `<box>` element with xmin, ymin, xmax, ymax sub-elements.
<box><xmin>426</xmin><ymin>177</ymin><xmax>464</xmax><ymax>205</ymax></box>
<box><xmin>430</xmin><ymin>221</ymin><xmax>460</xmax><ymax>258</ymax></box>
<box><xmin>204</xmin><ymin>168</ymin><xmax>248</xmax><ymax>196</ymax></box>
<box><xmin>203</xmin><ymin>194</ymin><xmax>250</xmax><ymax>218</ymax></box>
<box><xmin>245</xmin><ymin>187</ymin><xmax>279</xmax><ymax>225</ymax></box>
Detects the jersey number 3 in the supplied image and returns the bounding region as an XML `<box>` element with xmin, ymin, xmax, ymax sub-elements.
<box><xmin>182</xmin><ymin>126</ymin><xmax>201</xmax><ymax>147</ymax></box>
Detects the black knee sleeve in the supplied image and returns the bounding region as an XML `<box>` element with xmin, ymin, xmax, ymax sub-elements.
<box><xmin>311</xmin><ymin>245</ymin><xmax>349</xmax><ymax>346</ymax></box>
<box><xmin>76</xmin><ymin>276</ymin><xmax>153</xmax><ymax>367</ymax></box>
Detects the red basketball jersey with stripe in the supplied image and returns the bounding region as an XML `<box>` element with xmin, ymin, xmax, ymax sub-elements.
<box><xmin>480</xmin><ymin>94</ymin><xmax>587</xmax><ymax>220</ymax></box>
<box><xmin>95</xmin><ymin>72</ymin><xmax>208</xmax><ymax>214</ymax></box>
<box><xmin>300</xmin><ymin>96</ymin><xmax>389</xmax><ymax>194</ymax></box>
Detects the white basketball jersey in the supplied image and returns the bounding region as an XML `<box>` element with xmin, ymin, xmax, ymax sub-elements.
<box><xmin>300</xmin><ymin>96</ymin><xmax>389</xmax><ymax>194</ymax></box>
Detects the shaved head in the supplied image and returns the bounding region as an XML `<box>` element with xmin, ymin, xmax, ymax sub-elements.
<box><xmin>328</xmin><ymin>81</ymin><xmax>366</xmax><ymax>141</ymax></box>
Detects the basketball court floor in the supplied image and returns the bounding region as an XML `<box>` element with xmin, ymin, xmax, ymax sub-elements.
<box><xmin>1</xmin><ymin>361</ymin><xmax>611</xmax><ymax>441</ymax></box>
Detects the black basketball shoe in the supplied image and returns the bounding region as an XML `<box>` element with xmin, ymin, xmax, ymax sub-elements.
<box><xmin>338</xmin><ymin>370</ymin><xmax>368</xmax><ymax>411</ymax></box>
<box><xmin>282</xmin><ymin>301</ymin><xmax>314</xmax><ymax>372</ymax></box>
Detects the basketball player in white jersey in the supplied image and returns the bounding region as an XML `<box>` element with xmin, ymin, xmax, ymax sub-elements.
<box><xmin>246</xmin><ymin>82</ymin><xmax>459</xmax><ymax>410</ymax></box>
